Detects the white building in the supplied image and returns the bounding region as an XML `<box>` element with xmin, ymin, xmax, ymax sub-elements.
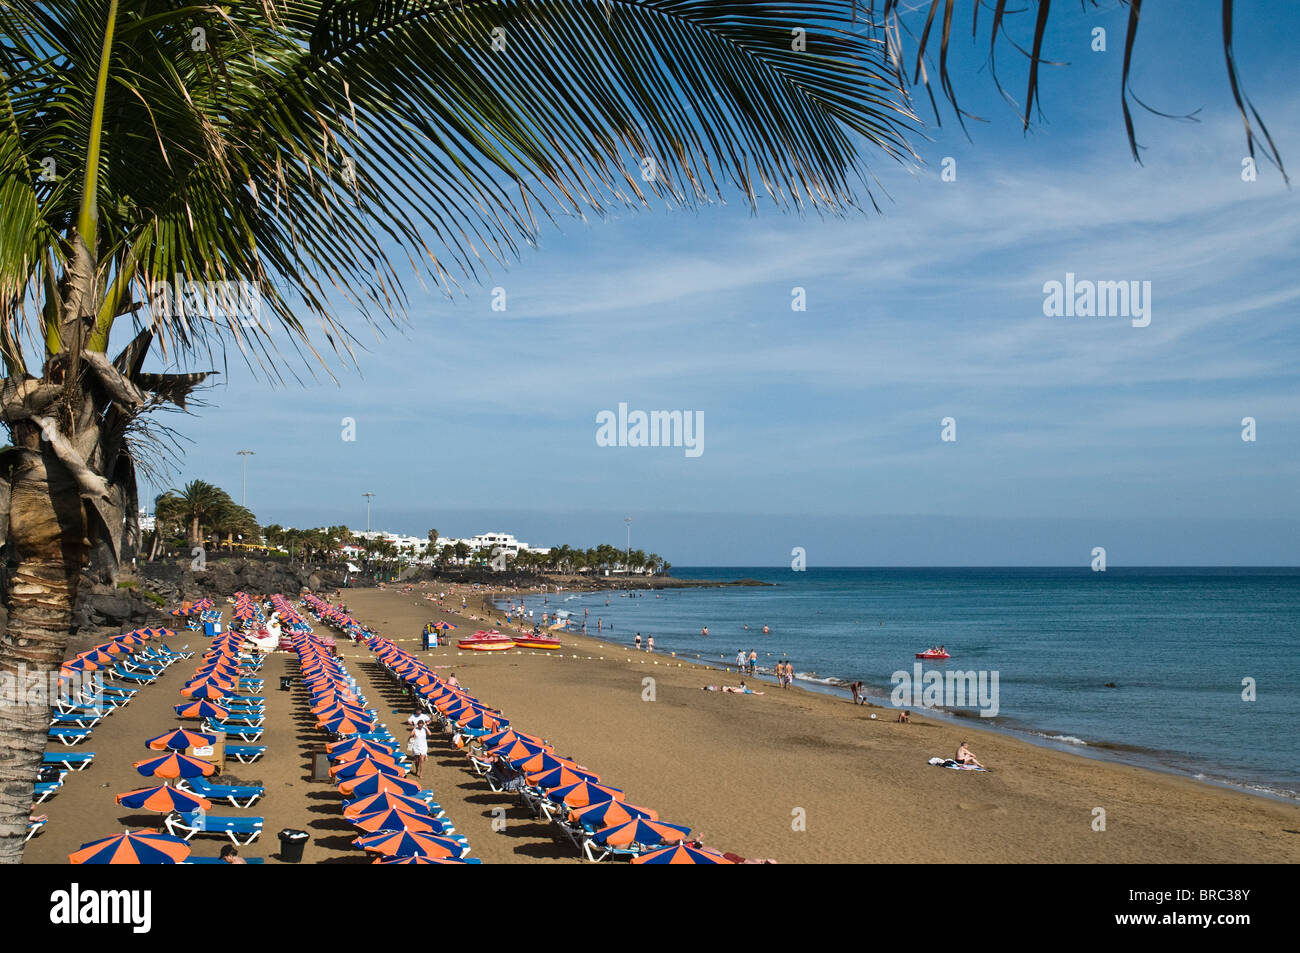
<box><xmin>349</xmin><ymin>530</ymin><xmax>549</xmax><ymax>566</ymax></box>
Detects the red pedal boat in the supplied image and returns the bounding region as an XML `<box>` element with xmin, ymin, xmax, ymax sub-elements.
<box><xmin>457</xmin><ymin>630</ymin><xmax>514</xmax><ymax>652</ymax></box>
<box><xmin>915</xmin><ymin>650</ymin><xmax>951</xmax><ymax>659</ymax></box>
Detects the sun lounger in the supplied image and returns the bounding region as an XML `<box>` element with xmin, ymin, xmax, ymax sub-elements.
<box><xmin>91</xmin><ymin>682</ymin><xmax>138</xmax><ymax>702</ymax></box>
<box><xmin>178</xmin><ymin>775</ymin><xmax>264</xmax><ymax>808</ymax></box>
<box><xmin>50</xmin><ymin>710</ymin><xmax>104</xmax><ymax>730</ymax></box>
<box><xmin>48</xmin><ymin>726</ymin><xmax>93</xmax><ymax>745</ymax></box>
<box><xmin>151</xmin><ymin>644</ymin><xmax>194</xmax><ymax>661</ymax></box>
<box><xmin>203</xmin><ymin>721</ymin><xmax>263</xmax><ymax>742</ymax></box>
<box><xmin>225</xmin><ymin>744</ymin><xmax>267</xmax><ymax>764</ymax></box>
<box><xmin>165</xmin><ymin>811</ymin><xmax>264</xmax><ymax>846</ymax></box>
<box><xmin>55</xmin><ymin>693</ymin><xmax>123</xmax><ymax>714</ymax></box>
<box><xmin>120</xmin><ymin>657</ymin><xmax>167</xmax><ymax>675</ymax></box>
<box><xmin>33</xmin><ymin>779</ymin><xmax>64</xmax><ymax>804</ymax></box>
<box><xmin>26</xmin><ymin>816</ymin><xmax>47</xmax><ymax>842</ymax></box>
<box><xmin>111</xmin><ymin>663</ymin><xmax>156</xmax><ymax>685</ymax></box>
<box><xmin>216</xmin><ymin>714</ymin><xmax>264</xmax><ymax>728</ymax></box>
<box><xmin>220</xmin><ymin>698</ymin><xmax>266</xmax><ymax>711</ymax></box>
<box><xmin>43</xmin><ymin>752</ymin><xmax>95</xmax><ymax>771</ymax></box>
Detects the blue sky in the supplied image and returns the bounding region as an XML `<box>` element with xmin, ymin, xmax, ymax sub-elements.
<box><xmin>142</xmin><ymin>1</ymin><xmax>1299</xmax><ymax>565</ymax></box>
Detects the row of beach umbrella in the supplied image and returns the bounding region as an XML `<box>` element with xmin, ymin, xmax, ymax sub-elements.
<box><xmin>69</xmin><ymin>618</ymin><xmax>217</xmax><ymax>863</ymax></box>
<box><xmin>300</xmin><ymin>592</ymin><xmax>726</xmax><ymax>863</ymax></box>
<box><xmin>284</xmin><ymin>609</ymin><xmax>475</xmax><ymax>863</ymax></box>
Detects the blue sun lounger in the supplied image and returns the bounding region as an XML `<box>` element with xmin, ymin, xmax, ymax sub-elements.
<box><xmin>225</xmin><ymin>744</ymin><xmax>267</xmax><ymax>764</ymax></box>
<box><xmin>111</xmin><ymin>663</ymin><xmax>156</xmax><ymax>685</ymax></box>
<box><xmin>48</xmin><ymin>726</ymin><xmax>93</xmax><ymax>745</ymax></box>
<box><xmin>26</xmin><ymin>817</ymin><xmax>47</xmax><ymax>841</ymax></box>
<box><xmin>165</xmin><ymin>811</ymin><xmax>264</xmax><ymax>845</ymax></box>
<box><xmin>203</xmin><ymin>721</ymin><xmax>263</xmax><ymax>742</ymax></box>
<box><xmin>43</xmin><ymin>752</ymin><xmax>95</xmax><ymax>771</ymax></box>
<box><xmin>33</xmin><ymin>778</ymin><xmax>64</xmax><ymax>804</ymax></box>
<box><xmin>179</xmin><ymin>775</ymin><xmax>264</xmax><ymax>808</ymax></box>
<box><xmin>50</xmin><ymin>709</ymin><xmax>105</xmax><ymax>730</ymax></box>
<box><xmin>120</xmin><ymin>656</ymin><xmax>167</xmax><ymax>675</ymax></box>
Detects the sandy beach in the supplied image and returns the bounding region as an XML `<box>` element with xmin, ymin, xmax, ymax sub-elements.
<box><xmin>25</xmin><ymin>582</ymin><xmax>1300</xmax><ymax>865</ymax></box>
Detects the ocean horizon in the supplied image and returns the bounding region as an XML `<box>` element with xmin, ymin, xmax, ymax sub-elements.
<box><xmin>498</xmin><ymin>566</ymin><xmax>1300</xmax><ymax>801</ymax></box>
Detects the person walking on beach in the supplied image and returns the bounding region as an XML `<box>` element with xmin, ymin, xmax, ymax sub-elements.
<box><xmin>647</xmin><ymin>635</ymin><xmax>654</xmax><ymax>653</ymax></box>
<box><xmin>748</xmin><ymin>649</ymin><xmax>758</xmax><ymax>675</ymax></box>
<box><xmin>736</xmin><ymin>649</ymin><xmax>746</xmax><ymax>671</ymax></box>
<box><xmin>407</xmin><ymin>718</ymin><xmax>431</xmax><ymax>778</ymax></box>
<box><xmin>850</xmin><ymin>681</ymin><xmax>863</xmax><ymax>705</ymax></box>
<box><xmin>635</xmin><ymin>633</ymin><xmax>642</xmax><ymax>650</ymax></box>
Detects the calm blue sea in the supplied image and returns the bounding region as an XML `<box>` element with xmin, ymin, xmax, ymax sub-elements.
<box><xmin>497</xmin><ymin>567</ymin><xmax>1300</xmax><ymax>800</ymax></box>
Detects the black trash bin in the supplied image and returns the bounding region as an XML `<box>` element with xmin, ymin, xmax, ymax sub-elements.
<box><xmin>279</xmin><ymin>675</ymin><xmax>293</xmax><ymax>691</ymax></box>
<box><xmin>278</xmin><ymin>829</ymin><xmax>308</xmax><ymax>863</ymax></box>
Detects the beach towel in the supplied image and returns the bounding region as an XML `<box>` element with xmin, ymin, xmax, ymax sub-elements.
<box><xmin>928</xmin><ymin>757</ymin><xmax>987</xmax><ymax>771</ymax></box>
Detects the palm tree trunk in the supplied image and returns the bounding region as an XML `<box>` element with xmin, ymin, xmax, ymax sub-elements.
<box><xmin>0</xmin><ymin>453</ymin><xmax>88</xmax><ymax>862</ymax></box>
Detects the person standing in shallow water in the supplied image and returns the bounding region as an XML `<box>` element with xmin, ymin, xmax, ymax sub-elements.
<box><xmin>635</xmin><ymin>633</ymin><xmax>642</xmax><ymax>650</ymax></box>
<box><xmin>748</xmin><ymin>648</ymin><xmax>758</xmax><ymax>675</ymax></box>
<box><xmin>647</xmin><ymin>635</ymin><xmax>654</xmax><ymax>653</ymax></box>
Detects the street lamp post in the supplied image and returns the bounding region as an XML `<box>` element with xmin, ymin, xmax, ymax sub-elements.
<box><xmin>236</xmin><ymin>449</ymin><xmax>255</xmax><ymax>506</ymax></box>
<box><xmin>624</xmin><ymin>516</ymin><xmax>632</xmax><ymax>570</ymax></box>
<box><xmin>363</xmin><ymin>492</ymin><xmax>375</xmax><ymax>532</ymax></box>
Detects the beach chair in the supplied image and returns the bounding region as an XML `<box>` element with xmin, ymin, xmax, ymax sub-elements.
<box><xmin>55</xmin><ymin>693</ymin><xmax>123</xmax><ymax>714</ymax></box>
<box><xmin>33</xmin><ymin>778</ymin><xmax>64</xmax><ymax>804</ymax></box>
<box><xmin>203</xmin><ymin>721</ymin><xmax>263</xmax><ymax>742</ymax></box>
<box><xmin>26</xmin><ymin>816</ymin><xmax>47</xmax><ymax>842</ymax></box>
<box><xmin>88</xmin><ymin>680</ymin><xmax>137</xmax><ymax>703</ymax></box>
<box><xmin>120</xmin><ymin>656</ymin><xmax>167</xmax><ymax>675</ymax></box>
<box><xmin>165</xmin><ymin>811</ymin><xmax>264</xmax><ymax>846</ymax></box>
<box><xmin>220</xmin><ymin>696</ymin><xmax>266</xmax><ymax>710</ymax></box>
<box><xmin>216</xmin><ymin>712</ymin><xmax>264</xmax><ymax>728</ymax></box>
<box><xmin>111</xmin><ymin>663</ymin><xmax>156</xmax><ymax>685</ymax></box>
<box><xmin>135</xmin><ymin>648</ymin><xmax>179</xmax><ymax>667</ymax></box>
<box><xmin>48</xmin><ymin>726</ymin><xmax>93</xmax><ymax>746</ymax></box>
<box><xmin>152</xmin><ymin>644</ymin><xmax>194</xmax><ymax>661</ymax></box>
<box><xmin>225</xmin><ymin>744</ymin><xmax>267</xmax><ymax>764</ymax></box>
<box><xmin>50</xmin><ymin>709</ymin><xmax>105</xmax><ymax>730</ymax></box>
<box><xmin>178</xmin><ymin>775</ymin><xmax>264</xmax><ymax>808</ymax></box>
<box><xmin>43</xmin><ymin>752</ymin><xmax>95</xmax><ymax>772</ymax></box>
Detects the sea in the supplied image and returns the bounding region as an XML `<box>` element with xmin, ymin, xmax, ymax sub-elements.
<box><xmin>496</xmin><ymin>567</ymin><xmax>1300</xmax><ymax>801</ymax></box>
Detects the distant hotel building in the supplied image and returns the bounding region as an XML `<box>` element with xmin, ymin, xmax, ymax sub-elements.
<box><xmin>346</xmin><ymin>530</ymin><xmax>549</xmax><ymax>564</ymax></box>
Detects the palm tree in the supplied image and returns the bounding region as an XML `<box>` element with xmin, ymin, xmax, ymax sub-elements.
<box><xmin>0</xmin><ymin>0</ymin><xmax>1281</xmax><ymax>864</ymax></box>
<box><xmin>166</xmin><ymin>480</ymin><xmax>230</xmax><ymax>547</ymax></box>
